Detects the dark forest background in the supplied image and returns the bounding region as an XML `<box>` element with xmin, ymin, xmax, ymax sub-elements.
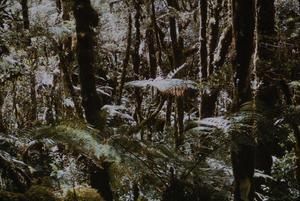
<box><xmin>0</xmin><ymin>0</ymin><xmax>299</xmax><ymax>200</ymax></box>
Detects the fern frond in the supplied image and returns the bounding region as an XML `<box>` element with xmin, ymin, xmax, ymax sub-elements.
<box><xmin>166</xmin><ymin>63</ymin><xmax>187</xmax><ymax>78</ymax></box>
<box><xmin>32</xmin><ymin>125</ymin><xmax>120</xmax><ymax>163</ymax></box>
<box><xmin>126</xmin><ymin>78</ymin><xmax>197</xmax><ymax>96</ymax></box>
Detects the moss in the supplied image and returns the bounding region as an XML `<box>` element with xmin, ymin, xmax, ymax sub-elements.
<box><xmin>0</xmin><ymin>191</ymin><xmax>28</xmax><ymax>201</ymax></box>
<box><xmin>25</xmin><ymin>185</ymin><xmax>57</xmax><ymax>201</ymax></box>
<box><xmin>64</xmin><ymin>187</ymin><xmax>104</xmax><ymax>201</ymax></box>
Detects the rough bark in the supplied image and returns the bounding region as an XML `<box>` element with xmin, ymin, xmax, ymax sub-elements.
<box><xmin>207</xmin><ymin>0</ymin><xmax>222</xmax><ymax>75</ymax></box>
<box><xmin>212</xmin><ymin>25</ymin><xmax>232</xmax><ymax>70</ymax></box>
<box><xmin>73</xmin><ymin>0</ymin><xmax>103</xmax><ymax>128</ymax></box>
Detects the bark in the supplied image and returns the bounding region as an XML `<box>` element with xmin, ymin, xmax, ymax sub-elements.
<box><xmin>232</xmin><ymin>0</ymin><xmax>255</xmax><ymax>108</ymax></box>
<box><xmin>58</xmin><ymin>38</ymin><xmax>84</xmax><ymax>119</ymax></box>
<box><xmin>21</xmin><ymin>0</ymin><xmax>29</xmax><ymax>29</ymax></box>
<box><xmin>22</xmin><ymin>0</ymin><xmax>37</xmax><ymax>123</ymax></box>
<box><xmin>150</xmin><ymin>0</ymin><xmax>163</xmax><ymax>67</ymax></box>
<box><xmin>0</xmin><ymin>87</ymin><xmax>5</xmax><ymax>132</ymax></box>
<box><xmin>255</xmin><ymin>0</ymin><xmax>277</xmax><ymax>177</ymax></box>
<box><xmin>212</xmin><ymin>25</ymin><xmax>232</xmax><ymax>70</ymax></box>
<box><xmin>167</xmin><ymin>0</ymin><xmax>185</xmax><ymax>148</ymax></box>
<box><xmin>132</xmin><ymin>0</ymin><xmax>143</xmax><ymax>123</ymax></box>
<box><xmin>207</xmin><ymin>0</ymin><xmax>222</xmax><ymax>75</ymax></box>
<box><xmin>62</xmin><ymin>0</ymin><xmax>72</xmax><ymax>20</ymax></box>
<box><xmin>56</xmin><ymin>0</ymin><xmax>62</xmax><ymax>12</ymax></box>
<box><xmin>201</xmin><ymin>89</ymin><xmax>219</xmax><ymax>118</ymax></box>
<box><xmin>256</xmin><ymin>0</ymin><xmax>276</xmax><ymax>81</ymax></box>
<box><xmin>118</xmin><ymin>13</ymin><xmax>132</xmax><ymax>104</ymax></box>
<box><xmin>231</xmin><ymin>0</ymin><xmax>256</xmax><ymax>200</ymax></box>
<box><xmin>146</xmin><ymin>28</ymin><xmax>157</xmax><ymax>79</ymax></box>
<box><xmin>12</xmin><ymin>81</ymin><xmax>19</xmax><ymax>128</ymax></box>
<box><xmin>30</xmin><ymin>72</ymin><xmax>37</xmax><ymax>122</ymax></box>
<box><xmin>199</xmin><ymin>0</ymin><xmax>208</xmax><ymax>79</ymax></box>
<box><xmin>73</xmin><ymin>0</ymin><xmax>103</xmax><ymax>128</ymax></box>
<box><xmin>166</xmin><ymin>96</ymin><xmax>172</xmax><ymax>126</ymax></box>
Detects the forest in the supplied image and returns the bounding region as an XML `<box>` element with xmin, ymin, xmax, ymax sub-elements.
<box><xmin>0</xmin><ymin>0</ymin><xmax>299</xmax><ymax>200</ymax></box>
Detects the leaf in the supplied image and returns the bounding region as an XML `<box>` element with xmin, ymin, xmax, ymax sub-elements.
<box><xmin>126</xmin><ymin>78</ymin><xmax>197</xmax><ymax>96</ymax></box>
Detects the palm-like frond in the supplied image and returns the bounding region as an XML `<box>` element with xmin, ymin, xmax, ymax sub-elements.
<box><xmin>31</xmin><ymin>125</ymin><xmax>120</xmax><ymax>164</ymax></box>
<box><xmin>126</xmin><ymin>78</ymin><xmax>197</xmax><ymax>96</ymax></box>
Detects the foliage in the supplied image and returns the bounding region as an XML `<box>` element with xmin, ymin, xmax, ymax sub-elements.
<box><xmin>0</xmin><ymin>190</ymin><xmax>28</xmax><ymax>201</ymax></box>
<box><xmin>0</xmin><ymin>0</ymin><xmax>299</xmax><ymax>200</ymax></box>
<box><xmin>25</xmin><ymin>185</ymin><xmax>57</xmax><ymax>201</ymax></box>
<box><xmin>64</xmin><ymin>186</ymin><xmax>104</xmax><ymax>201</ymax></box>
<box><xmin>126</xmin><ymin>78</ymin><xmax>197</xmax><ymax>96</ymax></box>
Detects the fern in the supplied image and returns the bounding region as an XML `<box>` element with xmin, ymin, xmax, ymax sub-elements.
<box><xmin>126</xmin><ymin>78</ymin><xmax>197</xmax><ymax>96</ymax></box>
<box><xmin>32</xmin><ymin>125</ymin><xmax>121</xmax><ymax>163</ymax></box>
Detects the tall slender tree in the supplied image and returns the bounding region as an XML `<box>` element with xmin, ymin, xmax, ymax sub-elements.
<box><xmin>231</xmin><ymin>0</ymin><xmax>256</xmax><ymax>200</ymax></box>
<box><xmin>167</xmin><ymin>0</ymin><xmax>185</xmax><ymax>148</ymax></box>
<box><xmin>21</xmin><ymin>0</ymin><xmax>29</xmax><ymax>29</ymax></box>
<box><xmin>199</xmin><ymin>0</ymin><xmax>208</xmax><ymax>79</ymax></box>
<box><xmin>73</xmin><ymin>0</ymin><xmax>103</xmax><ymax>128</ymax></box>
<box><xmin>232</xmin><ymin>0</ymin><xmax>255</xmax><ymax>108</ymax></box>
<box><xmin>0</xmin><ymin>87</ymin><xmax>5</xmax><ymax>132</ymax></box>
<box><xmin>132</xmin><ymin>0</ymin><xmax>143</xmax><ymax>124</ymax></box>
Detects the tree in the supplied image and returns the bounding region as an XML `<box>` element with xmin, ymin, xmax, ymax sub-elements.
<box><xmin>73</xmin><ymin>0</ymin><xmax>103</xmax><ymax>128</ymax></box>
<box><xmin>231</xmin><ymin>0</ymin><xmax>256</xmax><ymax>200</ymax></box>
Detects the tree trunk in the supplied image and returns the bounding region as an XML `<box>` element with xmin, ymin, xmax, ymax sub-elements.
<box><xmin>58</xmin><ymin>38</ymin><xmax>84</xmax><ymax>119</ymax></box>
<box><xmin>167</xmin><ymin>0</ymin><xmax>185</xmax><ymax>148</ymax></box>
<box><xmin>255</xmin><ymin>0</ymin><xmax>276</xmax><ymax>176</ymax></box>
<box><xmin>132</xmin><ymin>0</ymin><xmax>143</xmax><ymax>124</ymax></box>
<box><xmin>212</xmin><ymin>25</ymin><xmax>232</xmax><ymax>70</ymax></box>
<box><xmin>199</xmin><ymin>0</ymin><xmax>208</xmax><ymax>79</ymax></box>
<box><xmin>207</xmin><ymin>0</ymin><xmax>222</xmax><ymax>75</ymax></box>
<box><xmin>118</xmin><ymin>13</ymin><xmax>132</xmax><ymax>105</ymax></box>
<box><xmin>257</xmin><ymin>0</ymin><xmax>276</xmax><ymax>81</ymax></box>
<box><xmin>231</xmin><ymin>0</ymin><xmax>256</xmax><ymax>200</ymax></box>
<box><xmin>73</xmin><ymin>0</ymin><xmax>103</xmax><ymax>128</ymax></box>
<box><xmin>201</xmin><ymin>89</ymin><xmax>219</xmax><ymax>118</ymax></box>
<box><xmin>146</xmin><ymin>28</ymin><xmax>157</xmax><ymax>79</ymax></box>
<box><xmin>232</xmin><ymin>0</ymin><xmax>255</xmax><ymax>108</ymax></box>
<box><xmin>150</xmin><ymin>0</ymin><xmax>163</xmax><ymax>67</ymax></box>
<box><xmin>62</xmin><ymin>0</ymin><xmax>72</xmax><ymax>20</ymax></box>
<box><xmin>21</xmin><ymin>0</ymin><xmax>29</xmax><ymax>29</ymax></box>
<box><xmin>0</xmin><ymin>87</ymin><xmax>5</xmax><ymax>132</ymax></box>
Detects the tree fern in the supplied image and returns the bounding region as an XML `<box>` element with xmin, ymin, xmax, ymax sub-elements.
<box><xmin>32</xmin><ymin>125</ymin><xmax>120</xmax><ymax>163</ymax></box>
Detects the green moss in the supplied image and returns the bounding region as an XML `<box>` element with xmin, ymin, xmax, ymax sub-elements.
<box><xmin>25</xmin><ymin>185</ymin><xmax>57</xmax><ymax>201</ymax></box>
<box><xmin>0</xmin><ymin>191</ymin><xmax>28</xmax><ymax>201</ymax></box>
<box><xmin>64</xmin><ymin>187</ymin><xmax>104</xmax><ymax>201</ymax></box>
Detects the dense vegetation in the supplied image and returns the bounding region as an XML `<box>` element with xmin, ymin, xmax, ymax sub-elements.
<box><xmin>0</xmin><ymin>0</ymin><xmax>299</xmax><ymax>200</ymax></box>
